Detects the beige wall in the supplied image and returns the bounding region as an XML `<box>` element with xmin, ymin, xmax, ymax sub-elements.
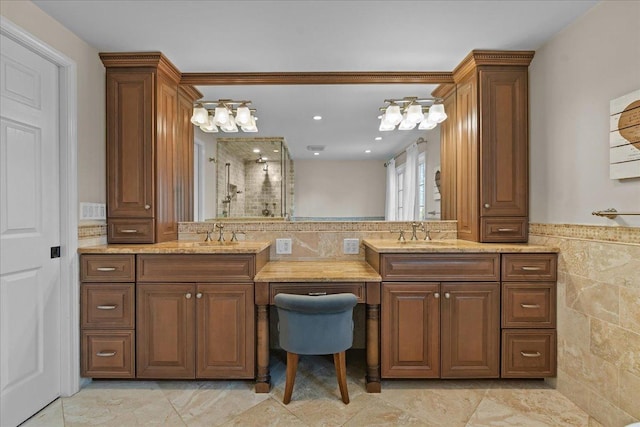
<box><xmin>529</xmin><ymin>0</ymin><xmax>640</xmax><ymax>228</ymax></box>
<box><xmin>294</xmin><ymin>160</ymin><xmax>385</xmax><ymax>219</ymax></box>
<box><xmin>1</xmin><ymin>0</ymin><xmax>106</xmax><ymax>216</ymax></box>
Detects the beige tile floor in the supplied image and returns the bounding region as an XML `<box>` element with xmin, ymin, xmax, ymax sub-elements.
<box><xmin>22</xmin><ymin>351</ymin><xmax>598</xmax><ymax>427</ymax></box>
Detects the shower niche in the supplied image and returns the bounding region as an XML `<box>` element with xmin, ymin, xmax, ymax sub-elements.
<box><xmin>216</xmin><ymin>138</ymin><xmax>293</xmax><ymax>219</ymax></box>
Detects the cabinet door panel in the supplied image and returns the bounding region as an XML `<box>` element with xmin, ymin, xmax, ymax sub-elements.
<box><xmin>196</xmin><ymin>284</ymin><xmax>255</xmax><ymax>378</ymax></box>
<box><xmin>479</xmin><ymin>68</ymin><xmax>528</xmax><ymax>218</ymax></box>
<box><xmin>137</xmin><ymin>283</ymin><xmax>195</xmax><ymax>378</ymax></box>
<box><xmin>381</xmin><ymin>283</ymin><xmax>440</xmax><ymax>378</ymax></box>
<box><xmin>106</xmin><ymin>70</ymin><xmax>154</xmax><ymax>218</ymax></box>
<box><xmin>441</xmin><ymin>282</ymin><xmax>500</xmax><ymax>378</ymax></box>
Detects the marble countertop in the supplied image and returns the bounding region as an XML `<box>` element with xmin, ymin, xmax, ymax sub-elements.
<box><xmin>254</xmin><ymin>261</ymin><xmax>382</xmax><ymax>282</ymax></box>
<box><xmin>363</xmin><ymin>239</ymin><xmax>559</xmax><ymax>253</ymax></box>
<box><xmin>77</xmin><ymin>240</ymin><xmax>271</xmax><ymax>254</ymax></box>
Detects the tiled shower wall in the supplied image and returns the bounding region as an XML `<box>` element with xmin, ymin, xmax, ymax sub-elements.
<box><xmin>529</xmin><ymin>224</ymin><xmax>640</xmax><ymax>427</ymax></box>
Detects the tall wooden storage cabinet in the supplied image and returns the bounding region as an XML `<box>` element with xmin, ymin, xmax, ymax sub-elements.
<box><xmin>445</xmin><ymin>51</ymin><xmax>534</xmax><ymax>243</ymax></box>
<box><xmin>100</xmin><ymin>53</ymin><xmax>201</xmax><ymax>243</ymax></box>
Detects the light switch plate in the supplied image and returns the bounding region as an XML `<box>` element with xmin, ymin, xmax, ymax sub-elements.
<box><xmin>343</xmin><ymin>238</ymin><xmax>359</xmax><ymax>254</ymax></box>
<box><xmin>80</xmin><ymin>202</ymin><xmax>106</xmax><ymax>220</ymax></box>
<box><xmin>276</xmin><ymin>238</ymin><xmax>292</xmax><ymax>255</ymax></box>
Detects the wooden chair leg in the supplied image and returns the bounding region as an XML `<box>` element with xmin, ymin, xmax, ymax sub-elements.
<box><xmin>333</xmin><ymin>351</ymin><xmax>349</xmax><ymax>404</ymax></box>
<box><xmin>283</xmin><ymin>352</ymin><xmax>299</xmax><ymax>404</ymax></box>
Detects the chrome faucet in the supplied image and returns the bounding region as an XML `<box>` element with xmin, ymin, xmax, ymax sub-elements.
<box><xmin>215</xmin><ymin>223</ymin><xmax>225</xmax><ymax>242</ymax></box>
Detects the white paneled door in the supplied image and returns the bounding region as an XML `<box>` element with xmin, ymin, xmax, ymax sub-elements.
<box><xmin>0</xmin><ymin>33</ymin><xmax>61</xmax><ymax>427</ymax></box>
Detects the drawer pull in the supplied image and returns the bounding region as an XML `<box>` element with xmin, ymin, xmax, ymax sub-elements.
<box><xmin>120</xmin><ymin>229</ymin><xmax>138</xmax><ymax>233</ymax></box>
<box><xmin>497</xmin><ymin>228</ymin><xmax>516</xmax><ymax>232</ymax></box>
<box><xmin>308</xmin><ymin>292</ymin><xmax>327</xmax><ymax>296</ymax></box>
<box><xmin>521</xmin><ymin>266</ymin><xmax>542</xmax><ymax>271</ymax></box>
<box><xmin>96</xmin><ymin>351</ymin><xmax>117</xmax><ymax>357</ymax></box>
<box><xmin>520</xmin><ymin>303</ymin><xmax>540</xmax><ymax>309</ymax></box>
<box><xmin>96</xmin><ymin>267</ymin><xmax>117</xmax><ymax>272</ymax></box>
<box><xmin>97</xmin><ymin>305</ymin><xmax>118</xmax><ymax>310</ymax></box>
<box><xmin>520</xmin><ymin>351</ymin><xmax>541</xmax><ymax>358</ymax></box>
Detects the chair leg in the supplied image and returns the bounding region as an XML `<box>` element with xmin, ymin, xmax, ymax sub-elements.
<box><xmin>333</xmin><ymin>351</ymin><xmax>349</xmax><ymax>404</ymax></box>
<box><xmin>283</xmin><ymin>352</ymin><xmax>298</xmax><ymax>404</ymax></box>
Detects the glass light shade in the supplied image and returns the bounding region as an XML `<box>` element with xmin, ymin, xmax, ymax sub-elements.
<box><xmin>385</xmin><ymin>103</ymin><xmax>403</xmax><ymax>126</ymax></box>
<box><xmin>428</xmin><ymin>103</ymin><xmax>447</xmax><ymax>123</ymax></box>
<box><xmin>241</xmin><ymin>116</ymin><xmax>258</xmax><ymax>132</ymax></box>
<box><xmin>418</xmin><ymin>116</ymin><xmax>437</xmax><ymax>130</ymax></box>
<box><xmin>220</xmin><ymin>115</ymin><xmax>238</xmax><ymax>132</ymax></box>
<box><xmin>200</xmin><ymin>115</ymin><xmax>218</xmax><ymax>133</ymax></box>
<box><xmin>379</xmin><ymin>117</ymin><xmax>395</xmax><ymax>131</ymax></box>
<box><xmin>190</xmin><ymin>106</ymin><xmax>209</xmax><ymax>126</ymax></box>
<box><xmin>398</xmin><ymin>113</ymin><xmax>417</xmax><ymax>130</ymax></box>
<box><xmin>406</xmin><ymin>104</ymin><xmax>424</xmax><ymax>124</ymax></box>
<box><xmin>214</xmin><ymin>105</ymin><xmax>230</xmax><ymax>126</ymax></box>
<box><xmin>235</xmin><ymin>104</ymin><xmax>251</xmax><ymax>126</ymax></box>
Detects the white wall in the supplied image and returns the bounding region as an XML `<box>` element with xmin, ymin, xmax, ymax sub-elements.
<box><xmin>1</xmin><ymin>0</ymin><xmax>106</xmax><ymax>214</ymax></box>
<box><xmin>529</xmin><ymin>0</ymin><xmax>640</xmax><ymax>227</ymax></box>
<box><xmin>294</xmin><ymin>160</ymin><xmax>386</xmax><ymax>218</ymax></box>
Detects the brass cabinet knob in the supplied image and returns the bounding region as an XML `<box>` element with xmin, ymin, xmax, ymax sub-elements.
<box><xmin>185</xmin><ymin>292</ymin><xmax>192</xmax><ymax>299</ymax></box>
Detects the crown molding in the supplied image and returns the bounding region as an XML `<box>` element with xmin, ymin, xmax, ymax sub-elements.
<box><xmin>453</xmin><ymin>50</ymin><xmax>535</xmax><ymax>82</ymax></box>
<box><xmin>99</xmin><ymin>51</ymin><xmax>182</xmax><ymax>83</ymax></box>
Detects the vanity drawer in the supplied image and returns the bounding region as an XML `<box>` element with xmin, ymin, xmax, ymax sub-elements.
<box><xmin>481</xmin><ymin>217</ymin><xmax>528</xmax><ymax>242</ymax></box>
<box><xmin>269</xmin><ymin>282</ymin><xmax>366</xmax><ymax>304</ymax></box>
<box><xmin>81</xmin><ymin>283</ymin><xmax>135</xmax><ymax>329</ymax></box>
<box><xmin>108</xmin><ymin>218</ymin><xmax>155</xmax><ymax>243</ymax></box>
<box><xmin>502</xmin><ymin>283</ymin><xmax>556</xmax><ymax>328</ymax></box>
<box><xmin>137</xmin><ymin>254</ymin><xmax>254</xmax><ymax>282</ymax></box>
<box><xmin>81</xmin><ymin>330</ymin><xmax>135</xmax><ymax>378</ymax></box>
<box><xmin>380</xmin><ymin>254</ymin><xmax>500</xmax><ymax>282</ymax></box>
<box><xmin>81</xmin><ymin>255</ymin><xmax>135</xmax><ymax>282</ymax></box>
<box><xmin>501</xmin><ymin>329</ymin><xmax>556</xmax><ymax>378</ymax></box>
<box><xmin>502</xmin><ymin>254</ymin><xmax>557</xmax><ymax>281</ymax></box>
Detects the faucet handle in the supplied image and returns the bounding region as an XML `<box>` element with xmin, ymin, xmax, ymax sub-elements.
<box><xmin>204</xmin><ymin>231</ymin><xmax>213</xmax><ymax>242</ymax></box>
<box><xmin>423</xmin><ymin>229</ymin><xmax>432</xmax><ymax>241</ymax></box>
<box><xmin>390</xmin><ymin>230</ymin><xmax>407</xmax><ymax>243</ymax></box>
<box><xmin>230</xmin><ymin>231</ymin><xmax>246</xmax><ymax>242</ymax></box>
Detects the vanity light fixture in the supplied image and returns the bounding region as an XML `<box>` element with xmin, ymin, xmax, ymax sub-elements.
<box><xmin>191</xmin><ymin>99</ymin><xmax>259</xmax><ymax>133</ymax></box>
<box><xmin>378</xmin><ymin>97</ymin><xmax>447</xmax><ymax>131</ymax></box>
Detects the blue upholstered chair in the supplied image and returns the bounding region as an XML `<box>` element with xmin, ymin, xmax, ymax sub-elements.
<box><xmin>274</xmin><ymin>292</ymin><xmax>358</xmax><ymax>404</ymax></box>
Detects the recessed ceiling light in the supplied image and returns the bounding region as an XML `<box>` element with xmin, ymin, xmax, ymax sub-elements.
<box><xmin>374</xmin><ymin>137</ymin><xmax>382</xmax><ymax>141</ymax></box>
<box><xmin>313</xmin><ymin>152</ymin><xmax>320</xmax><ymax>156</ymax></box>
<box><xmin>273</xmin><ymin>149</ymin><xmax>279</xmax><ymax>153</ymax></box>
<box><xmin>253</xmin><ymin>149</ymin><xmax>260</xmax><ymax>153</ymax></box>
<box><xmin>365</xmin><ymin>149</ymin><xmax>371</xmax><ymax>153</ymax></box>
<box><xmin>313</xmin><ymin>116</ymin><xmax>322</xmax><ymax>120</ymax></box>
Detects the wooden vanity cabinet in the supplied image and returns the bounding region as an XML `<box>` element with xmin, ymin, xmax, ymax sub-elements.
<box><xmin>447</xmin><ymin>51</ymin><xmax>534</xmax><ymax>243</ymax></box>
<box><xmin>376</xmin><ymin>253</ymin><xmax>501</xmax><ymax>379</ymax></box>
<box><xmin>100</xmin><ymin>53</ymin><xmax>202</xmax><ymax>243</ymax></box>
<box><xmin>135</xmin><ymin>254</ymin><xmax>258</xmax><ymax>379</ymax></box>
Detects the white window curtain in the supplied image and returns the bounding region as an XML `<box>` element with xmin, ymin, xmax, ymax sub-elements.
<box><xmin>385</xmin><ymin>158</ymin><xmax>397</xmax><ymax>220</ymax></box>
<box><xmin>402</xmin><ymin>142</ymin><xmax>420</xmax><ymax>220</ymax></box>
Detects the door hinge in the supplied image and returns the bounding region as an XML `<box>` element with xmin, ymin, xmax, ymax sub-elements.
<box><xmin>50</xmin><ymin>246</ymin><xmax>61</xmax><ymax>259</ymax></box>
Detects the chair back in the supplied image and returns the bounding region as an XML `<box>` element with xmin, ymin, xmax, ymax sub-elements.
<box><xmin>274</xmin><ymin>293</ymin><xmax>358</xmax><ymax>355</ymax></box>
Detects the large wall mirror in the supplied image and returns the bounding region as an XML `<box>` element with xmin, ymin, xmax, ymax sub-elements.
<box><xmin>184</xmin><ymin>72</ymin><xmax>454</xmax><ymax>221</ymax></box>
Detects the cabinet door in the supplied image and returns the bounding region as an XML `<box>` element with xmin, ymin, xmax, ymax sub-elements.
<box><xmin>196</xmin><ymin>283</ymin><xmax>255</xmax><ymax>378</ymax></box>
<box><xmin>381</xmin><ymin>283</ymin><xmax>440</xmax><ymax>378</ymax></box>
<box><xmin>176</xmin><ymin>87</ymin><xmax>194</xmax><ymax>222</ymax></box>
<box><xmin>106</xmin><ymin>70</ymin><xmax>154</xmax><ymax>219</ymax></box>
<box><xmin>137</xmin><ymin>283</ymin><xmax>195</xmax><ymax>378</ymax></box>
<box><xmin>441</xmin><ymin>282</ymin><xmax>500</xmax><ymax>378</ymax></box>
<box><xmin>479</xmin><ymin>68</ymin><xmax>528</xmax><ymax>218</ymax></box>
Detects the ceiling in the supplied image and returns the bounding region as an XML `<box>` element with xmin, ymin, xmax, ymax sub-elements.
<box><xmin>33</xmin><ymin>0</ymin><xmax>599</xmax><ymax>160</ymax></box>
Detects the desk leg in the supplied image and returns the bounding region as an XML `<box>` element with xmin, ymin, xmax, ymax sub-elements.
<box><xmin>366</xmin><ymin>303</ymin><xmax>381</xmax><ymax>393</ymax></box>
<box><xmin>255</xmin><ymin>304</ymin><xmax>270</xmax><ymax>393</ymax></box>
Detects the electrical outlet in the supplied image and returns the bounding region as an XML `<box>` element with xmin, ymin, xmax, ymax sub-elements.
<box><xmin>276</xmin><ymin>238</ymin><xmax>292</xmax><ymax>255</ymax></box>
<box><xmin>343</xmin><ymin>238</ymin><xmax>359</xmax><ymax>255</ymax></box>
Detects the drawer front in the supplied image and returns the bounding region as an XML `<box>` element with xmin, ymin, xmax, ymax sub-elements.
<box><xmin>481</xmin><ymin>217</ymin><xmax>528</xmax><ymax>242</ymax></box>
<box><xmin>81</xmin><ymin>330</ymin><xmax>135</xmax><ymax>378</ymax></box>
<box><xmin>502</xmin><ymin>283</ymin><xmax>556</xmax><ymax>328</ymax></box>
<box><xmin>81</xmin><ymin>283</ymin><xmax>135</xmax><ymax>329</ymax></box>
<box><xmin>501</xmin><ymin>329</ymin><xmax>556</xmax><ymax>378</ymax></box>
<box><xmin>108</xmin><ymin>218</ymin><xmax>154</xmax><ymax>243</ymax></box>
<box><xmin>502</xmin><ymin>254</ymin><xmax>557</xmax><ymax>281</ymax></box>
<box><xmin>137</xmin><ymin>254</ymin><xmax>254</xmax><ymax>282</ymax></box>
<box><xmin>81</xmin><ymin>255</ymin><xmax>135</xmax><ymax>282</ymax></box>
<box><xmin>269</xmin><ymin>282</ymin><xmax>365</xmax><ymax>304</ymax></box>
<box><xmin>380</xmin><ymin>254</ymin><xmax>500</xmax><ymax>282</ymax></box>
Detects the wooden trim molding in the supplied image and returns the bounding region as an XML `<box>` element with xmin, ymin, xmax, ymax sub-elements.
<box><xmin>99</xmin><ymin>52</ymin><xmax>182</xmax><ymax>84</ymax></box>
<box><xmin>432</xmin><ymin>83</ymin><xmax>456</xmax><ymax>99</ymax></box>
<box><xmin>180</xmin><ymin>71</ymin><xmax>455</xmax><ymax>86</ymax></box>
<box><xmin>452</xmin><ymin>50</ymin><xmax>535</xmax><ymax>82</ymax></box>
<box><xmin>178</xmin><ymin>85</ymin><xmax>203</xmax><ymax>102</ymax></box>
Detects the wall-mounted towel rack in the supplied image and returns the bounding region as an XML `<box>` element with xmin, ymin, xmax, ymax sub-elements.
<box><xmin>591</xmin><ymin>208</ymin><xmax>640</xmax><ymax>219</ymax></box>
